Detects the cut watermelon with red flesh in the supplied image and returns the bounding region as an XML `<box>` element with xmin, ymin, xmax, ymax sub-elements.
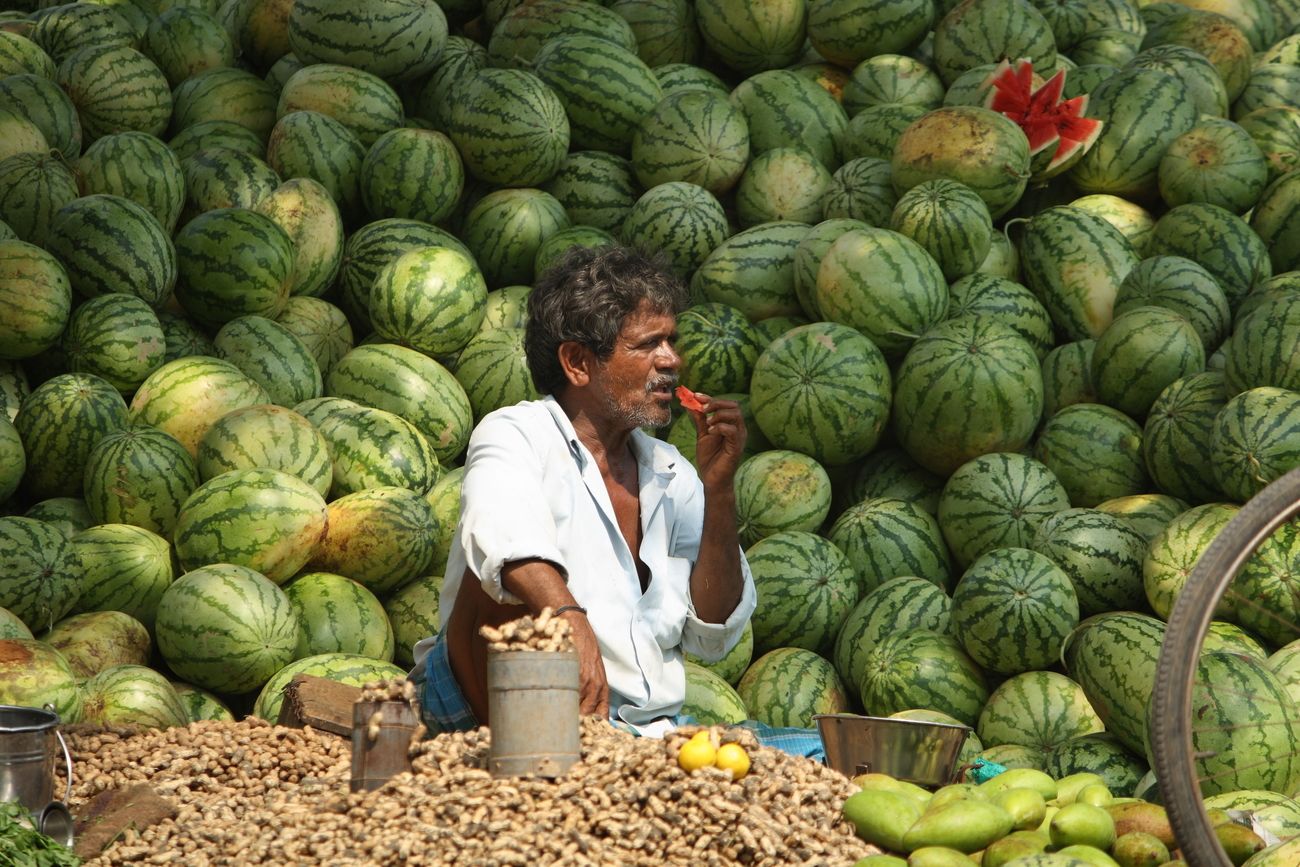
<box><xmin>676</xmin><ymin>385</ymin><xmax>705</xmax><ymax>412</ymax></box>
<box><xmin>985</xmin><ymin>59</ymin><xmax>1103</xmax><ymax>173</ymax></box>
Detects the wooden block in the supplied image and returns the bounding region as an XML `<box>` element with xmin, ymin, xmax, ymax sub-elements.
<box><xmin>74</xmin><ymin>783</ymin><xmax>175</xmax><ymax>859</ymax></box>
<box><xmin>274</xmin><ymin>674</ymin><xmax>362</xmax><ymax>737</ymax></box>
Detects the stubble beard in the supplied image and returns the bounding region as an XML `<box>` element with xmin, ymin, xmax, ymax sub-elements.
<box><xmin>604</xmin><ymin>375</ymin><xmax>675</xmax><ymax>429</ymax></box>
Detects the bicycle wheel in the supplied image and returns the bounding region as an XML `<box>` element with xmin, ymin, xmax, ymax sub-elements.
<box><xmin>1151</xmin><ymin>466</ymin><xmax>1300</xmax><ymax>867</ymax></box>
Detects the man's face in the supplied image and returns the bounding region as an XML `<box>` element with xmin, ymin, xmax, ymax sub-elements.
<box><xmin>591</xmin><ymin>300</ymin><xmax>680</xmax><ymax>430</ymax></box>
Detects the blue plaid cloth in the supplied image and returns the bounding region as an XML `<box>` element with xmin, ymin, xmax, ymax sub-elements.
<box><xmin>412</xmin><ymin>632</ymin><xmax>479</xmax><ymax>734</ymax></box>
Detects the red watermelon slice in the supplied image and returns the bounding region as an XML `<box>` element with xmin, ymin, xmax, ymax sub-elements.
<box><xmin>985</xmin><ymin>59</ymin><xmax>1103</xmax><ymax>179</ymax></box>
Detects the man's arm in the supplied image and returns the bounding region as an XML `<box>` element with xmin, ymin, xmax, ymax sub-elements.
<box><xmin>684</xmin><ymin>394</ymin><xmax>748</xmax><ymax>623</ymax></box>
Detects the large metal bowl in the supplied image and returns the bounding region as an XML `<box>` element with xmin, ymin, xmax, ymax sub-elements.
<box><xmin>814</xmin><ymin>713</ymin><xmax>971</xmax><ymax>787</ymax></box>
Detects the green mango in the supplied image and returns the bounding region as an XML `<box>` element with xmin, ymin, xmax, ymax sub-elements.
<box><xmin>1055</xmin><ymin>773</ymin><xmax>1107</xmax><ymax>806</ymax></box>
<box><xmin>907</xmin><ymin>846</ymin><xmax>978</xmax><ymax>867</ymax></box>
<box><xmin>1111</xmin><ymin>831</ymin><xmax>1170</xmax><ymax>867</ymax></box>
<box><xmin>1056</xmin><ymin>844</ymin><xmax>1121</xmax><ymax>866</ymax></box>
<box><xmin>980</xmin><ymin>767</ymin><xmax>1058</xmax><ymax>801</ymax></box>
<box><xmin>844</xmin><ymin>788</ymin><xmax>926</xmax><ymax>852</ymax></box>
<box><xmin>903</xmin><ymin>799</ymin><xmax>1014</xmax><ymax>853</ymax></box>
<box><xmin>980</xmin><ymin>830</ymin><xmax>1050</xmax><ymax>867</ymax></box>
<box><xmin>1051</xmin><ymin>803</ymin><xmax>1117</xmax><ymax>851</ymax></box>
<box><xmin>993</xmin><ymin>787</ymin><xmax>1047</xmax><ymax>830</ymax></box>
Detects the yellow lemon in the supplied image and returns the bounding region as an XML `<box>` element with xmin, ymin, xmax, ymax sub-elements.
<box><xmin>678</xmin><ymin>737</ymin><xmax>717</xmax><ymax>772</ymax></box>
<box><xmin>715</xmin><ymin>743</ymin><xmax>750</xmax><ymax>780</ymax></box>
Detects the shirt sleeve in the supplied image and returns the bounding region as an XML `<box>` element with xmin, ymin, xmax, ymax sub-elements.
<box><xmin>668</xmin><ymin>460</ymin><xmax>758</xmax><ymax>663</ymax></box>
<box><xmin>456</xmin><ymin>412</ymin><xmax>569</xmax><ymax>606</ymax></box>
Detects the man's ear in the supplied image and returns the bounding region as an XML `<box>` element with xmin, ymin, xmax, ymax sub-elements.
<box><xmin>557</xmin><ymin>341</ymin><xmax>591</xmax><ymax>387</ymax></box>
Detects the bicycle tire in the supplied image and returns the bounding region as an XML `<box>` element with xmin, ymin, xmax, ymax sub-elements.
<box><xmin>1150</xmin><ymin>466</ymin><xmax>1300</xmax><ymax>867</ymax></box>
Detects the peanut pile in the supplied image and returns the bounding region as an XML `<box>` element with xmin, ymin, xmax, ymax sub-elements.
<box><xmin>65</xmin><ymin>714</ymin><xmax>876</xmax><ymax>866</ymax></box>
<box><xmin>480</xmin><ymin>606</ymin><xmax>575</xmax><ymax>653</ymax></box>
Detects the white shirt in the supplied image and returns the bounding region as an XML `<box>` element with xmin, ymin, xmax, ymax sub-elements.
<box><xmin>412</xmin><ymin>397</ymin><xmax>756</xmax><ymax>736</ymax></box>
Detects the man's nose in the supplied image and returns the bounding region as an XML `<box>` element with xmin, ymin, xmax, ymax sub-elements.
<box><xmin>657</xmin><ymin>342</ymin><xmax>681</xmax><ymax>369</ymax></box>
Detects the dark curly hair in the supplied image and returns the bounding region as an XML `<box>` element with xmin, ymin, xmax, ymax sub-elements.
<box><xmin>524</xmin><ymin>245</ymin><xmax>687</xmax><ymax>395</ymax></box>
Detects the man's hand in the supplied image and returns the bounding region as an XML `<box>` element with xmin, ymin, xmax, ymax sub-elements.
<box><xmin>684</xmin><ymin>392</ymin><xmax>746</xmax><ymax>490</ymax></box>
<box><xmin>563</xmin><ymin>609</ymin><xmax>609</xmax><ymax>717</ymax></box>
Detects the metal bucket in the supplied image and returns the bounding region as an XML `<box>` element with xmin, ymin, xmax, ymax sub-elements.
<box><xmin>814</xmin><ymin>713</ymin><xmax>970</xmax><ymax>787</ymax></box>
<box><xmin>486</xmin><ymin>650</ymin><xmax>579</xmax><ymax>778</ymax></box>
<box><xmin>0</xmin><ymin>705</ymin><xmax>73</xmax><ymax>812</ymax></box>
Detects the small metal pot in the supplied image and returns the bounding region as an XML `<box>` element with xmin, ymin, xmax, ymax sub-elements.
<box><xmin>814</xmin><ymin>713</ymin><xmax>971</xmax><ymax>787</ymax></box>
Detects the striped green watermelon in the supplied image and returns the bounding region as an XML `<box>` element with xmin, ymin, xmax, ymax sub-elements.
<box><xmin>1041</xmin><ymin>339</ymin><xmax>1098</xmax><ymax>419</ymax></box>
<box><xmin>828</xmin><ymin>497</ymin><xmax>952</xmax><ymax>594</ymax></box>
<box><xmin>444</xmin><ymin>68</ymin><xmax>569</xmax><ymax>188</ymax></box>
<box><xmin>1034</xmin><ymin>403</ymin><xmax>1148</xmax><ymax>507</ymax></box>
<box><xmin>168</xmin><ymin>119</ymin><xmax>266</xmax><ymax>162</ymax></box>
<box><xmin>814</xmin><ymin>227</ymin><xmax>947</xmax><ymax>358</ymax></box>
<box><xmin>1250</xmin><ymin>167</ymin><xmax>1300</xmax><ymax>276</ymax></box>
<box><xmin>1203</xmin><ymin>620</ymin><xmax>1269</xmax><ymax>660</ymax></box>
<box><xmin>947</xmin><ymin>274</ymin><xmax>1053</xmax><ymax>361</ymax></box>
<box><xmin>1127</xmin><ymin>43</ymin><xmax>1229</xmax><ymax>119</ymax></box>
<box><xmin>79</xmin><ymin>664</ymin><xmax>187</xmax><ymax>728</ymax></box>
<box><xmin>254</xmin><ymin>179</ymin><xmax>343</xmax><ymax>300</ymax></box>
<box><xmin>817</xmin><ymin>8</ymin><xmax>935</xmax><ymax>76</ymax></box>
<box><xmin>452</xmin><ymin>327</ymin><xmax>539</xmax><ymax>422</ymax></box>
<box><xmin>1094</xmin><ymin>493</ymin><xmax>1189</xmax><ymax>544</ymax></box>
<box><xmin>174</xmin><ymin>467</ymin><xmax>327</xmax><ymax>584</ymax></box>
<box><xmin>214</xmin><ymin>315</ymin><xmax>322</xmax><ymax>408</ymax></box>
<box><xmin>461</xmin><ymin>187</ymin><xmax>569</xmax><ymax>289</ymax></box>
<box><xmin>889</xmin><ymin>179</ymin><xmax>992</xmax><ymax>282</ymax></box>
<box><xmin>285</xmin><ymin>571</ymin><xmax>394</xmax><ymax>661</ymax></box>
<box><xmin>24</xmin><ymin>498</ymin><xmax>93</xmax><ymax>538</ymax></box>
<box><xmin>682</xmin><ymin>661</ymin><xmax>747</xmax><ymax>725</ymax></box>
<box><xmin>383</xmin><ymin>572</ymin><xmax>441</xmax><ymax>669</ymax></box>
<box><xmin>938</xmin><ymin>452</ymin><xmax>1070</xmax><ymax>570</ymax></box>
<box><xmin>832</xmin><ymin>575</ymin><xmax>952</xmax><ymax>703</ymax></box>
<box><xmin>694</xmin><ymin>0</ymin><xmax>806</xmax><ymax>74</ymax></box>
<box><xmin>174</xmin><ymin>207</ymin><xmax>294</xmax><ymax>328</ymax></box>
<box><xmin>620</xmin><ymin>181</ymin><xmax>728</xmax><ymax>277</ymax></box>
<box><xmin>977</xmin><ymin>670</ymin><xmax>1103</xmax><ymax>753</ymax></box>
<box><xmin>0</xmin><ymin>31</ymin><xmax>55</xmax><ymax>79</ymax></box>
<box><xmin>1234</xmin><ymin>63</ymin><xmax>1300</xmax><ymax>121</ymax></box>
<box><xmin>1212</xmin><ymin>386</ymin><xmax>1300</xmax><ymax>503</ymax></box>
<box><xmin>952</xmin><ymin>547</ymin><xmax>1079</xmax><ymax>675</ymax></box>
<box><xmin>0</xmin><ymin>516</ymin><xmax>80</xmax><ymax>633</ymax></box>
<box><xmin>409</xmin><ymin>34</ymin><xmax>486</xmax><ymax>128</ymax></box>
<box><xmin>1091</xmin><ymin>306</ymin><xmax>1205</xmax><ymax>420</ymax></box>
<box><xmin>734</xmin><ymin>450</ymin><xmax>831</xmax><ymax>548</ymax></box>
<box><xmin>155</xmin><ymin>563</ymin><xmax>301</xmax><ymax>695</ymax></box>
<box><xmin>62</xmin><ymin>293</ymin><xmax>165</xmax><ymax>393</ymax></box>
<box><xmin>15</xmin><ymin>372</ymin><xmax>129</xmax><ymax>499</ymax></box>
<box><xmin>287</xmin><ymin>0</ymin><xmax>447</xmax><ymax>82</ymax></box>
<box><xmin>44</xmin><ymin>194</ymin><xmax>175</xmax><ymax>308</ymax></box>
<box><xmin>0</xmin><ymin>109</ymin><xmax>45</xmax><ymax>164</ymax></box>
<box><xmin>0</xmin><ymin>151</ymin><xmax>80</xmax><ymax>246</ymax></box>
<box><xmin>276</xmin><ymin>63</ymin><xmax>403</xmax><ymax>148</ymax></box>
<box><xmin>931</xmin><ymin>0</ymin><xmax>1056</xmax><ymax>86</ymax></box>
<box><xmin>170</xmin><ymin>67</ymin><xmax>278</xmax><ymax>142</ymax></box>
<box><xmin>129</xmin><ymin>356</ymin><xmax>270</xmax><ymax>458</ymax></box>
<box><xmin>610</xmin><ymin>0</ymin><xmax>698</xmax><ymax>67</ymax></box>
<box><xmin>43</xmin><ymin>610</ymin><xmax>150</xmax><ymax>680</ymax></box>
<box><xmin>1142</xmin><ymin>371</ymin><xmax>1228</xmax><ymax>504</ymax></box>
<box><xmin>179</xmin><ymin>147</ymin><xmax>281</xmax><ymax>225</ymax></box>
<box><xmin>1158</xmin><ymin>119</ymin><xmax>1268</xmax><ymax>215</ymax></box>
<box><xmin>735</xmin><ymin>148</ymin><xmax>832</xmax><ymax>228</ymax></box>
<box><xmin>530</xmin><ymin>33</ymin><xmax>665</xmax><ymax>156</ymax></box>
<box><xmin>172</xmin><ymin>682</ymin><xmax>234</xmax><ymax>722</ymax></box>
<box><xmin>737</xmin><ymin>647</ymin><xmax>850</xmax><ymax>729</ymax></box>
<box><xmin>487</xmin><ymin>0</ymin><xmax>636</xmax><ymax>68</ymax></box>
<box><xmin>749</xmin><ymin>322</ymin><xmax>891</xmax><ymax>467</ymax></box>
<box><xmin>675</xmin><ymin>302</ymin><xmax>761</xmax><ymax>395</ymax></box>
<box><xmin>157</xmin><ymin>312</ymin><xmax>214</xmax><ymax>362</ymax></box>
<box><xmin>892</xmin><ymin>106</ymin><xmax>1031</xmax><ymax>220</ymax></box>
<box><xmin>264</xmin><ymin>110</ymin><xmax>364</xmax><ymax>219</ymax></box>
<box><xmin>541</xmin><ymin>150</ymin><xmax>639</xmax><ymax>233</ymax></box>
<box><xmin>1068</xmin><ymin>194</ymin><xmax>1155</xmax><ymax>257</ymax></box>
<box><xmin>325</xmin><ymin>343</ymin><xmax>472</xmax><ymax>464</ymax></box>
<box><xmin>1061</xmin><ymin>611</ymin><xmax>1166</xmax><ymax>756</ymax></box>
<box><xmin>1046</xmin><ymin>732</ymin><xmax>1148</xmax><ymax>796</ymax></box>
<box><xmin>1224</xmin><ymin>292</ymin><xmax>1300</xmax><ymax>395</ymax></box>
<box><xmin>0</xmin><ymin>415</ymin><xmax>22</xmax><ymax>502</ymax></box>
<box><xmin>252</xmin><ymin>652</ymin><xmax>405</xmax><ymax>719</ymax></box>
<box><xmin>533</xmin><ymin>226</ymin><xmax>617</xmax><ymax>278</ymax></box>
<box><xmin>1143</xmin><ymin>502</ymin><xmax>1239</xmax><ymax>620</ymax></box>
<box><xmin>821</xmin><ymin>157</ymin><xmax>895</xmax><ymax>227</ymax></box>
<box><xmin>1203</xmin><ymin>790</ymin><xmax>1300</xmax><ymax>845</ymax></box>
<box><xmin>1229</xmin><ymin>519</ymin><xmax>1300</xmax><ymax>649</ymax></box>
<box><xmin>1114</xmin><ymin>256</ymin><xmax>1229</xmax><ymax>352</ymax></box>
<box><xmin>858</xmin><ymin>629</ymin><xmax>989</xmax><ymax>725</ymax></box>
<box><xmin>0</xmin><ymin>639</ymin><xmax>82</xmax><ymax>723</ymax></box>
<box><xmin>1031</xmin><ymin>507</ymin><xmax>1148</xmax><ymax>616</ymax></box>
<box><xmin>0</xmin><ymin>73</ymin><xmax>82</xmax><ymax>160</ymax></box>
<box><xmin>83</xmin><ymin>425</ymin><xmax>197</xmax><ymax>535</ymax></box>
<box><xmin>30</xmin><ymin>3</ymin><xmax>134</xmax><ymax>62</ymax></box>
<box><xmin>653</xmin><ymin>63</ymin><xmax>729</xmax><ymax>98</ymax></box>
<box><xmin>309</xmin><ymin>486</ymin><xmax>437</xmax><ymax>595</ymax></box>
<box><xmin>1146</xmin><ymin>202</ymin><xmax>1272</xmax><ymax>309</ymax></box>
<box><xmin>842</xmin><ymin>102</ymin><xmax>929</xmax><ymax>163</ymax></box>
<box><xmin>56</xmin><ymin>44</ymin><xmax>170</xmax><ymax>142</ymax></box>
<box><xmin>680</xmin><ymin>214</ymin><xmax>806</xmax><ymax>322</ymax></box>
<box><xmin>141</xmin><ymin>7</ymin><xmax>235</xmax><ymax>89</ymax></box>
<box><xmin>685</xmin><ymin>619</ymin><xmax>753</xmax><ymax>687</ymax></box>
<box><xmin>1238</xmin><ymin>106</ymin><xmax>1300</xmax><ymax>185</ymax></box>
<box><xmin>893</xmin><ymin>316</ymin><xmax>1043</xmax><ymax>476</ymax></box>
<box><xmin>1185</xmin><ymin>651</ymin><xmax>1300</xmax><ymax>797</ymax></box>
<box><xmin>197</xmin><ymin>404</ymin><xmax>332</xmax><ymax>497</ymax></box>
<box><xmin>314</xmin><ymin>404</ymin><xmax>439</xmax><ymax>498</ymax></box>
<box><xmin>729</xmin><ymin>69</ymin><xmax>847</xmax><ymax>170</ymax></box>
<box><xmin>74</xmin><ymin>131</ymin><xmax>185</xmax><ymax>234</ymax></box>
<box><xmin>360</xmin><ymin>128</ymin><xmax>463</xmax><ymax>226</ymax></box>
<box><xmin>746</xmin><ymin>530</ymin><xmax>857</xmax><ymax>657</ymax></box>
<box><xmin>69</xmin><ymin>523</ymin><xmax>173</xmax><ymax>631</ymax></box>
<box><xmin>478</xmin><ymin>287</ymin><xmax>530</xmax><ymax>333</ymax></box>
<box><xmin>370</xmin><ymin>246</ymin><xmax>487</xmax><ymax>357</ymax></box>
<box><xmin>791</xmin><ymin>220</ymin><xmax>870</xmax><ymax>320</ymax></box>
<box><xmin>0</xmin><ymin>240</ymin><xmax>72</xmax><ymax>360</ymax></box>
<box><xmin>845</xmin><ymin>448</ymin><xmax>942</xmax><ymax>518</ymax></box>
<box><xmin>630</xmin><ymin>89</ymin><xmax>749</xmax><ymax>196</ymax></box>
<box><xmin>276</xmin><ymin>297</ymin><xmax>353</xmax><ymax>376</ymax></box>
<box><xmin>1068</xmin><ymin>68</ymin><xmax>1198</xmax><ymax>200</ymax></box>
<box><xmin>336</xmin><ymin>218</ymin><xmax>470</xmax><ymax>333</ymax></box>
<box><xmin>1019</xmin><ymin>206</ymin><xmax>1139</xmax><ymax>341</ymax></box>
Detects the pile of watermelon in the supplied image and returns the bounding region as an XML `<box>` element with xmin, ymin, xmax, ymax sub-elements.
<box><xmin>1</xmin><ymin>0</ymin><xmax>1300</xmax><ymax>814</ymax></box>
